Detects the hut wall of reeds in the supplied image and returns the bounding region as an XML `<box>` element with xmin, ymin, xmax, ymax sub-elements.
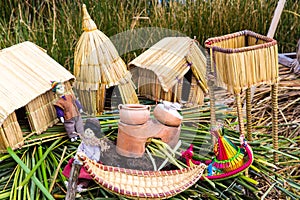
<box><xmin>0</xmin><ymin>41</ymin><xmax>75</xmax><ymax>153</ymax></box>
<box><xmin>73</xmin><ymin>4</ymin><xmax>138</xmax><ymax>115</ymax></box>
<box><xmin>129</xmin><ymin>37</ymin><xmax>208</xmax><ymax>106</ymax></box>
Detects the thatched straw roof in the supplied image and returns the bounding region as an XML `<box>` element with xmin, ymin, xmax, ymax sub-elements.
<box><xmin>0</xmin><ymin>41</ymin><xmax>75</xmax><ymax>125</ymax></box>
<box><xmin>129</xmin><ymin>37</ymin><xmax>208</xmax><ymax>93</ymax></box>
<box><xmin>74</xmin><ymin>4</ymin><xmax>132</xmax><ymax>89</ymax></box>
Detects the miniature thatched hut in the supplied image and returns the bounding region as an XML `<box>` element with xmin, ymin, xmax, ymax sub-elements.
<box><xmin>0</xmin><ymin>41</ymin><xmax>75</xmax><ymax>153</ymax></box>
<box><xmin>73</xmin><ymin>4</ymin><xmax>139</xmax><ymax>115</ymax></box>
<box><xmin>129</xmin><ymin>37</ymin><xmax>208</xmax><ymax>106</ymax></box>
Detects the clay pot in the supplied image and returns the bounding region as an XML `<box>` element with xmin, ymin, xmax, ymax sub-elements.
<box><xmin>116</xmin><ymin>120</ymin><xmax>181</xmax><ymax>158</ymax></box>
<box><xmin>153</xmin><ymin>104</ymin><xmax>182</xmax><ymax>126</ymax></box>
<box><xmin>118</xmin><ymin>104</ymin><xmax>151</xmax><ymax>125</ymax></box>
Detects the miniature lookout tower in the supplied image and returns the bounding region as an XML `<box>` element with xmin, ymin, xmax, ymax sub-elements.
<box><xmin>205</xmin><ymin>30</ymin><xmax>279</xmax><ymax>162</ymax></box>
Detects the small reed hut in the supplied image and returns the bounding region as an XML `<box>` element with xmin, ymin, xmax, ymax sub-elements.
<box><xmin>129</xmin><ymin>37</ymin><xmax>208</xmax><ymax>106</ymax></box>
<box><xmin>0</xmin><ymin>41</ymin><xmax>75</xmax><ymax>153</ymax></box>
<box><xmin>73</xmin><ymin>4</ymin><xmax>139</xmax><ymax>115</ymax></box>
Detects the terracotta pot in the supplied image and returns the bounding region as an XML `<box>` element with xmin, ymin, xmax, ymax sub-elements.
<box><xmin>116</xmin><ymin>120</ymin><xmax>181</xmax><ymax>158</ymax></box>
<box><xmin>153</xmin><ymin>104</ymin><xmax>182</xmax><ymax>126</ymax></box>
<box><xmin>118</xmin><ymin>104</ymin><xmax>151</xmax><ymax>125</ymax></box>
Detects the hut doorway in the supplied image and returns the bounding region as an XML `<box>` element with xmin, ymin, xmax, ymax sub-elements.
<box><xmin>181</xmin><ymin>69</ymin><xmax>192</xmax><ymax>102</ymax></box>
<box><xmin>15</xmin><ymin>106</ymin><xmax>31</xmax><ymax>131</ymax></box>
<box><xmin>104</xmin><ymin>86</ymin><xmax>123</xmax><ymax>111</ymax></box>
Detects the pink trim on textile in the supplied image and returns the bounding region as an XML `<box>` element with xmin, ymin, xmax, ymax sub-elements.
<box><xmin>62</xmin><ymin>158</ymin><xmax>93</xmax><ymax>180</ymax></box>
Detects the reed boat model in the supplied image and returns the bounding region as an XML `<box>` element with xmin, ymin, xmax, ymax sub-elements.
<box><xmin>182</xmin><ymin>128</ymin><xmax>254</xmax><ymax>181</ymax></box>
<box><xmin>78</xmin><ymin>153</ymin><xmax>206</xmax><ymax>199</ymax></box>
<box><xmin>204</xmin><ymin>141</ymin><xmax>253</xmax><ymax>180</ymax></box>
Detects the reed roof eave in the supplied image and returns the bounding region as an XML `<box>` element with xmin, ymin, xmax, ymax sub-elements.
<box><xmin>128</xmin><ymin>37</ymin><xmax>208</xmax><ymax>92</ymax></box>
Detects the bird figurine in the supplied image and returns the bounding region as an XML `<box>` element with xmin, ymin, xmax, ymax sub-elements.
<box><xmin>181</xmin><ymin>144</ymin><xmax>201</xmax><ymax>167</ymax></box>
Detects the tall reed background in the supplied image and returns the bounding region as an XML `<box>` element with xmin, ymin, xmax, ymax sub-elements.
<box><xmin>0</xmin><ymin>0</ymin><xmax>299</xmax><ymax>73</ymax></box>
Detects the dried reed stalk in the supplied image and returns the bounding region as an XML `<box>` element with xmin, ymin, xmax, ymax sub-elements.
<box><xmin>0</xmin><ymin>112</ymin><xmax>23</xmax><ymax>152</ymax></box>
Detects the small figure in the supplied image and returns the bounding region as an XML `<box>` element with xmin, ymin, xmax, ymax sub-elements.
<box><xmin>51</xmin><ymin>81</ymin><xmax>84</xmax><ymax>142</ymax></box>
<box><xmin>207</xmin><ymin>162</ymin><xmax>221</xmax><ymax>176</ymax></box>
<box><xmin>62</xmin><ymin>118</ymin><xmax>110</xmax><ymax>192</ymax></box>
<box><xmin>181</xmin><ymin>144</ymin><xmax>221</xmax><ymax>176</ymax></box>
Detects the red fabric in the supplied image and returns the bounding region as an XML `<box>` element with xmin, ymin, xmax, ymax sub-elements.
<box><xmin>62</xmin><ymin>158</ymin><xmax>92</xmax><ymax>180</ymax></box>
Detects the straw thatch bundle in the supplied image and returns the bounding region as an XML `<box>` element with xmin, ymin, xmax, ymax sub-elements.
<box><xmin>74</xmin><ymin>4</ymin><xmax>138</xmax><ymax>115</ymax></box>
<box><xmin>0</xmin><ymin>41</ymin><xmax>75</xmax><ymax>152</ymax></box>
<box><xmin>129</xmin><ymin>37</ymin><xmax>208</xmax><ymax>106</ymax></box>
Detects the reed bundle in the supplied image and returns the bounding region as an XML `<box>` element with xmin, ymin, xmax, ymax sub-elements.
<box><xmin>117</xmin><ymin>72</ymin><xmax>139</xmax><ymax>104</ymax></box>
<box><xmin>0</xmin><ymin>113</ymin><xmax>23</xmax><ymax>153</ymax></box>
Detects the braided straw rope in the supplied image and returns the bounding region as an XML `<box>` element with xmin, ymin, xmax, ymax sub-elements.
<box><xmin>271</xmin><ymin>83</ymin><xmax>279</xmax><ymax>163</ymax></box>
<box><xmin>78</xmin><ymin>153</ymin><xmax>206</xmax><ymax>199</ymax></box>
<box><xmin>246</xmin><ymin>88</ymin><xmax>253</xmax><ymax>141</ymax></box>
<box><xmin>206</xmin><ymin>48</ymin><xmax>217</xmax><ymax>145</ymax></box>
<box><xmin>235</xmin><ymin>93</ymin><xmax>246</xmax><ymax>138</ymax></box>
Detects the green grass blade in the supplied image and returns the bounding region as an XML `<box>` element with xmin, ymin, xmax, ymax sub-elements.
<box><xmin>7</xmin><ymin>147</ymin><xmax>55</xmax><ymax>200</ymax></box>
<box><xmin>38</xmin><ymin>146</ymin><xmax>49</xmax><ymax>190</ymax></box>
<box><xmin>18</xmin><ymin>139</ymin><xmax>61</xmax><ymax>187</ymax></box>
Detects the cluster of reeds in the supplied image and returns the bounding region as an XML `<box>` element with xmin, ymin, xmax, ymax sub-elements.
<box><xmin>0</xmin><ymin>0</ymin><xmax>299</xmax><ymax>71</ymax></box>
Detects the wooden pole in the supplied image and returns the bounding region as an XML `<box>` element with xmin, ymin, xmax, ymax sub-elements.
<box><xmin>249</xmin><ymin>0</ymin><xmax>286</xmax><ymax>99</ymax></box>
<box><xmin>295</xmin><ymin>39</ymin><xmax>300</xmax><ymax>73</ymax></box>
<box><xmin>268</xmin><ymin>0</ymin><xmax>286</xmax><ymax>164</ymax></box>
<box><xmin>248</xmin><ymin>0</ymin><xmax>286</xmax><ymax>163</ymax></box>
<box><xmin>65</xmin><ymin>160</ymin><xmax>81</xmax><ymax>200</ymax></box>
<box><xmin>267</xmin><ymin>0</ymin><xmax>287</xmax><ymax>38</ymax></box>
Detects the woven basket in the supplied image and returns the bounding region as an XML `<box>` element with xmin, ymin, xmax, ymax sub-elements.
<box><xmin>205</xmin><ymin>30</ymin><xmax>278</xmax><ymax>94</ymax></box>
